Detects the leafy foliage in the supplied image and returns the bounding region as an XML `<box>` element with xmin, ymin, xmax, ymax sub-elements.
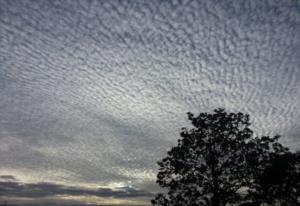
<box><xmin>151</xmin><ymin>109</ymin><xmax>299</xmax><ymax>206</ymax></box>
<box><xmin>152</xmin><ymin>109</ymin><xmax>254</xmax><ymax>206</ymax></box>
<box><xmin>246</xmin><ymin>143</ymin><xmax>300</xmax><ymax>206</ymax></box>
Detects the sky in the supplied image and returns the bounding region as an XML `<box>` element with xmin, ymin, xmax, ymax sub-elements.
<box><xmin>0</xmin><ymin>0</ymin><xmax>300</xmax><ymax>205</ymax></box>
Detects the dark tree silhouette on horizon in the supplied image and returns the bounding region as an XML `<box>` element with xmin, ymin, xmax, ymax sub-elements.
<box><xmin>151</xmin><ymin>108</ymin><xmax>299</xmax><ymax>206</ymax></box>
<box><xmin>246</xmin><ymin>144</ymin><xmax>300</xmax><ymax>206</ymax></box>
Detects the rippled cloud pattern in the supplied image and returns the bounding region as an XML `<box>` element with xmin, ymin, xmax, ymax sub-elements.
<box><xmin>0</xmin><ymin>0</ymin><xmax>299</xmax><ymax>205</ymax></box>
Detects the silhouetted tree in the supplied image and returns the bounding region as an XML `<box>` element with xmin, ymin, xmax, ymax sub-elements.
<box><xmin>246</xmin><ymin>141</ymin><xmax>300</xmax><ymax>206</ymax></box>
<box><xmin>151</xmin><ymin>109</ymin><xmax>299</xmax><ymax>206</ymax></box>
<box><xmin>152</xmin><ymin>109</ymin><xmax>255</xmax><ymax>206</ymax></box>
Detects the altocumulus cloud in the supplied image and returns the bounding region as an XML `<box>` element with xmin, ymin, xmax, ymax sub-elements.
<box><xmin>0</xmin><ymin>0</ymin><xmax>300</xmax><ymax>204</ymax></box>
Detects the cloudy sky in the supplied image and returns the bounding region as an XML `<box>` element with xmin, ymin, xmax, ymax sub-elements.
<box><xmin>0</xmin><ymin>0</ymin><xmax>299</xmax><ymax>205</ymax></box>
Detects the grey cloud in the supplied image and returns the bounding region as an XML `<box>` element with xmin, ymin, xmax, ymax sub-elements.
<box><xmin>0</xmin><ymin>175</ymin><xmax>16</xmax><ymax>181</ymax></box>
<box><xmin>0</xmin><ymin>178</ymin><xmax>152</xmax><ymax>198</ymax></box>
<box><xmin>0</xmin><ymin>0</ymin><xmax>299</xmax><ymax>203</ymax></box>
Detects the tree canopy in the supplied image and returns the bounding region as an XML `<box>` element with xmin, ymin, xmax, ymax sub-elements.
<box><xmin>151</xmin><ymin>108</ymin><xmax>299</xmax><ymax>206</ymax></box>
<box><xmin>246</xmin><ymin>142</ymin><xmax>300</xmax><ymax>205</ymax></box>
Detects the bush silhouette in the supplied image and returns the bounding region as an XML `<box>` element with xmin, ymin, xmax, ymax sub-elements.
<box><xmin>151</xmin><ymin>108</ymin><xmax>299</xmax><ymax>206</ymax></box>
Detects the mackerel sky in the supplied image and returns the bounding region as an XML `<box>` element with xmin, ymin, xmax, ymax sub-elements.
<box><xmin>0</xmin><ymin>0</ymin><xmax>300</xmax><ymax>205</ymax></box>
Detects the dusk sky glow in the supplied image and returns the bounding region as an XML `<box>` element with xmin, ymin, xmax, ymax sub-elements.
<box><xmin>0</xmin><ymin>0</ymin><xmax>300</xmax><ymax>205</ymax></box>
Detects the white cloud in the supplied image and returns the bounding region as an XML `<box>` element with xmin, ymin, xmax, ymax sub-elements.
<box><xmin>0</xmin><ymin>0</ymin><xmax>299</xmax><ymax>203</ymax></box>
